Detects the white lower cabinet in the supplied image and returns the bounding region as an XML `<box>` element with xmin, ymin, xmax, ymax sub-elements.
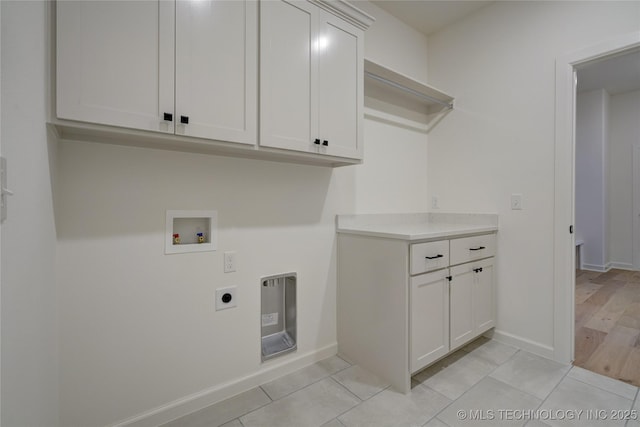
<box><xmin>337</xmin><ymin>231</ymin><xmax>496</xmax><ymax>393</ymax></box>
<box><xmin>411</xmin><ymin>256</ymin><xmax>495</xmax><ymax>373</ymax></box>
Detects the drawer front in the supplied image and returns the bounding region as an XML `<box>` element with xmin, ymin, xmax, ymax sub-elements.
<box><xmin>410</xmin><ymin>240</ymin><xmax>449</xmax><ymax>275</ymax></box>
<box><xmin>450</xmin><ymin>234</ymin><xmax>495</xmax><ymax>265</ymax></box>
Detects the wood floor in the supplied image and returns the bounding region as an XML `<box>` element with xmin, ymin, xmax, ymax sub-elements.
<box><xmin>574</xmin><ymin>268</ymin><xmax>640</xmax><ymax>386</ymax></box>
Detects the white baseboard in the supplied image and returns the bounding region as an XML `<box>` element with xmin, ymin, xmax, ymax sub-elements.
<box><xmin>582</xmin><ymin>263</ymin><xmax>610</xmax><ymax>272</ymax></box>
<box><xmin>488</xmin><ymin>329</ymin><xmax>555</xmax><ymax>360</ymax></box>
<box><xmin>112</xmin><ymin>343</ymin><xmax>338</xmax><ymax>427</ymax></box>
<box><xmin>609</xmin><ymin>262</ymin><xmax>635</xmax><ymax>271</ymax></box>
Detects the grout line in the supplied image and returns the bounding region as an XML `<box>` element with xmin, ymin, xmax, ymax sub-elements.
<box><xmin>533</xmin><ymin>361</ymin><xmax>574</xmax><ymax>412</ymax></box>
<box><xmin>231</xmin><ymin>388</ymin><xmax>275</xmax><ymax>425</ymax></box>
<box><xmin>259</xmin><ymin>385</ymin><xmax>273</xmax><ymax>402</ymax></box>
<box><xmin>327</xmin><ymin>375</ymin><xmax>363</xmax><ymax>403</ymax></box>
<box><xmin>326</xmin><ymin>376</ymin><xmax>365</xmax><ymax>422</ymax></box>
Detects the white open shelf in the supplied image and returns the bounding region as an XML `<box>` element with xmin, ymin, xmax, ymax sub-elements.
<box><xmin>165</xmin><ymin>210</ymin><xmax>217</xmax><ymax>254</ymax></box>
<box><xmin>363</xmin><ymin>60</ymin><xmax>454</xmax><ymax>132</ymax></box>
<box><xmin>364</xmin><ymin>59</ymin><xmax>454</xmax><ymax>110</ymax></box>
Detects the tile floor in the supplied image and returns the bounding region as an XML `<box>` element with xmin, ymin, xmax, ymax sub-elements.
<box><xmin>162</xmin><ymin>337</ymin><xmax>640</xmax><ymax>427</ymax></box>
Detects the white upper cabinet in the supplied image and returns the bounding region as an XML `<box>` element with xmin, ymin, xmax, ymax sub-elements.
<box><xmin>56</xmin><ymin>0</ymin><xmax>372</xmax><ymax>165</ymax></box>
<box><xmin>57</xmin><ymin>0</ymin><xmax>257</xmax><ymax>145</ymax></box>
<box><xmin>260</xmin><ymin>0</ymin><xmax>364</xmax><ymax>160</ymax></box>
<box><xmin>175</xmin><ymin>1</ymin><xmax>257</xmax><ymax>144</ymax></box>
<box><xmin>56</xmin><ymin>0</ymin><xmax>175</xmax><ymax>134</ymax></box>
<box><xmin>259</xmin><ymin>0</ymin><xmax>317</xmax><ymax>152</ymax></box>
<box><xmin>317</xmin><ymin>11</ymin><xmax>362</xmax><ymax>158</ymax></box>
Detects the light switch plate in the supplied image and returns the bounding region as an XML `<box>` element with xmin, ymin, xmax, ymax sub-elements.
<box><xmin>511</xmin><ymin>194</ymin><xmax>523</xmax><ymax>210</ymax></box>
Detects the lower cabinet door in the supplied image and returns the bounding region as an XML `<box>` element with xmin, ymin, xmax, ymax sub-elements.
<box><xmin>474</xmin><ymin>258</ymin><xmax>495</xmax><ymax>334</ymax></box>
<box><xmin>450</xmin><ymin>264</ymin><xmax>474</xmax><ymax>350</ymax></box>
<box><xmin>450</xmin><ymin>257</ymin><xmax>496</xmax><ymax>350</ymax></box>
<box><xmin>410</xmin><ymin>269</ymin><xmax>450</xmax><ymax>373</ymax></box>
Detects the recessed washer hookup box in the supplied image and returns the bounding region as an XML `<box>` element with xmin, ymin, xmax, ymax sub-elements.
<box><xmin>261</xmin><ymin>273</ymin><xmax>297</xmax><ymax>361</ymax></box>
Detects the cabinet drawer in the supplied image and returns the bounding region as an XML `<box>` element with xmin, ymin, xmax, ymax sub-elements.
<box><xmin>450</xmin><ymin>234</ymin><xmax>495</xmax><ymax>265</ymax></box>
<box><xmin>410</xmin><ymin>240</ymin><xmax>449</xmax><ymax>275</ymax></box>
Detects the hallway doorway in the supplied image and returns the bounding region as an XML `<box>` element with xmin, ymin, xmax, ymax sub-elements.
<box><xmin>573</xmin><ymin>48</ymin><xmax>640</xmax><ymax>384</ymax></box>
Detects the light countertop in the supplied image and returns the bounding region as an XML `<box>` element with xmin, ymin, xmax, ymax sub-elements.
<box><xmin>336</xmin><ymin>212</ymin><xmax>498</xmax><ymax>241</ymax></box>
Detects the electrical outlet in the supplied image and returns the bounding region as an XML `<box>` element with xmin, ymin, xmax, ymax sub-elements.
<box><xmin>224</xmin><ymin>251</ymin><xmax>236</xmax><ymax>273</ymax></box>
<box><xmin>215</xmin><ymin>286</ymin><xmax>237</xmax><ymax>311</ymax></box>
<box><xmin>431</xmin><ymin>196</ymin><xmax>439</xmax><ymax>209</ymax></box>
<box><xmin>511</xmin><ymin>194</ymin><xmax>523</xmax><ymax>210</ymax></box>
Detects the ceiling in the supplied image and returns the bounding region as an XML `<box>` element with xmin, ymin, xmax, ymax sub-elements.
<box><xmin>371</xmin><ymin>1</ymin><xmax>640</xmax><ymax>96</ymax></box>
<box><xmin>371</xmin><ymin>0</ymin><xmax>494</xmax><ymax>36</ymax></box>
<box><xmin>577</xmin><ymin>50</ymin><xmax>640</xmax><ymax>95</ymax></box>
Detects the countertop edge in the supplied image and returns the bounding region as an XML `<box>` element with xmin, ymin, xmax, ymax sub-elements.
<box><xmin>336</xmin><ymin>225</ymin><xmax>498</xmax><ymax>241</ymax></box>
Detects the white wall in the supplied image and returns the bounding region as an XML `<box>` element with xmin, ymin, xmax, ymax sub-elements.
<box><xmin>56</xmin><ymin>3</ymin><xmax>430</xmax><ymax>426</ymax></box>
<box><xmin>1</xmin><ymin>1</ymin><xmax>59</xmax><ymax>426</ymax></box>
<box><xmin>353</xmin><ymin>0</ymin><xmax>428</xmax><ymax>81</ymax></box>
<box><xmin>609</xmin><ymin>89</ymin><xmax>640</xmax><ymax>269</ymax></box>
<box><xmin>426</xmin><ymin>1</ymin><xmax>640</xmax><ymax>355</ymax></box>
<box><xmin>576</xmin><ymin>89</ymin><xmax>610</xmax><ymax>271</ymax></box>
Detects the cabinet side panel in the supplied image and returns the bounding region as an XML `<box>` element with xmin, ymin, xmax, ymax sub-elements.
<box><xmin>337</xmin><ymin>234</ymin><xmax>410</xmax><ymax>393</ymax></box>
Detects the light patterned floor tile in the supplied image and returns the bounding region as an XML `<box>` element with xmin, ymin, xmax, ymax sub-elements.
<box><xmin>321</xmin><ymin>419</ymin><xmax>346</xmax><ymax>427</ymax></box>
<box><xmin>425</xmin><ymin>417</ymin><xmax>450</xmax><ymax>426</ymax></box>
<box><xmin>338</xmin><ymin>384</ymin><xmax>450</xmax><ymax>427</ymax></box>
<box><xmin>463</xmin><ymin>338</ymin><xmax>518</xmax><ymax>365</ymax></box>
<box><xmin>261</xmin><ymin>355</ymin><xmax>350</xmax><ymax>400</ymax></box>
<box><xmin>161</xmin><ymin>387</ymin><xmax>271</xmax><ymax>427</ymax></box>
<box><xmin>490</xmin><ymin>351</ymin><xmax>570</xmax><ymax>399</ymax></box>
<box><xmin>538</xmin><ymin>377</ymin><xmax>633</xmax><ymax>426</ymax></box>
<box><xmin>437</xmin><ymin>377</ymin><xmax>541</xmax><ymax>426</ymax></box>
<box><xmin>241</xmin><ymin>378</ymin><xmax>359</xmax><ymax>427</ymax></box>
<box><xmin>568</xmin><ymin>366</ymin><xmax>637</xmax><ymax>400</ymax></box>
<box><xmin>332</xmin><ymin>365</ymin><xmax>389</xmax><ymax>400</ymax></box>
<box><xmin>416</xmin><ymin>352</ymin><xmax>498</xmax><ymax>400</ymax></box>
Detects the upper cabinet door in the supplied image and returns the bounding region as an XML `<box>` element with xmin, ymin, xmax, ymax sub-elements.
<box><xmin>175</xmin><ymin>0</ymin><xmax>257</xmax><ymax>145</ymax></box>
<box><xmin>56</xmin><ymin>0</ymin><xmax>175</xmax><ymax>134</ymax></box>
<box><xmin>317</xmin><ymin>11</ymin><xmax>363</xmax><ymax>159</ymax></box>
<box><xmin>260</xmin><ymin>0</ymin><xmax>318</xmax><ymax>152</ymax></box>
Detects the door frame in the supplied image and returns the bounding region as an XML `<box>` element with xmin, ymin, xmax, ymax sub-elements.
<box><xmin>554</xmin><ymin>31</ymin><xmax>640</xmax><ymax>364</ymax></box>
<box><xmin>634</xmin><ymin>145</ymin><xmax>640</xmax><ymax>270</ymax></box>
